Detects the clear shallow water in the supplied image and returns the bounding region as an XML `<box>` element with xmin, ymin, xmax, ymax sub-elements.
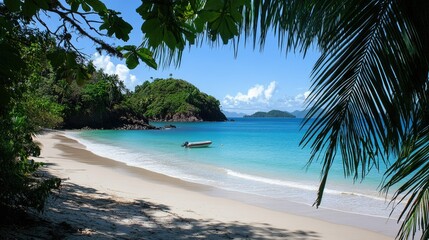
<box><xmin>68</xmin><ymin>118</ymin><xmax>403</xmax><ymax>218</ymax></box>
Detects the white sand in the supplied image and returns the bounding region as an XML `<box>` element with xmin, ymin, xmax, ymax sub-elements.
<box><xmin>28</xmin><ymin>131</ymin><xmax>398</xmax><ymax>239</ymax></box>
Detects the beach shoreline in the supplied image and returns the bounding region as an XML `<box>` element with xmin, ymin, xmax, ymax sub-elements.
<box><xmin>25</xmin><ymin>130</ymin><xmax>398</xmax><ymax>239</ymax></box>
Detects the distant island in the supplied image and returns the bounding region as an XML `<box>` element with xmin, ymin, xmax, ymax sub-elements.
<box><xmin>244</xmin><ymin>110</ymin><xmax>296</xmax><ymax>118</ymax></box>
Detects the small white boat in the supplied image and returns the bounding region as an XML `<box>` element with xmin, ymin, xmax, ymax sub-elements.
<box><xmin>182</xmin><ymin>141</ymin><xmax>212</xmax><ymax>148</ymax></box>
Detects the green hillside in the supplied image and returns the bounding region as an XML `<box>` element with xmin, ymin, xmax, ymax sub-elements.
<box><xmin>127</xmin><ymin>78</ymin><xmax>227</xmax><ymax>122</ymax></box>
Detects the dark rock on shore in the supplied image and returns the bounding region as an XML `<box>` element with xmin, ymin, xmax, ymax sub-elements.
<box><xmin>63</xmin><ymin>110</ymin><xmax>159</xmax><ymax>130</ymax></box>
<box><xmin>116</xmin><ymin>113</ymin><xmax>159</xmax><ymax>130</ymax></box>
<box><xmin>151</xmin><ymin>112</ymin><xmax>204</xmax><ymax>122</ymax></box>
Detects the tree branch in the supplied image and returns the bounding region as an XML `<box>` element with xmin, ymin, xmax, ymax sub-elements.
<box><xmin>48</xmin><ymin>8</ymin><xmax>122</xmax><ymax>57</ymax></box>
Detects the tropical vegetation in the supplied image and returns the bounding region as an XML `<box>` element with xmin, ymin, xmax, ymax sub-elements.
<box><xmin>0</xmin><ymin>0</ymin><xmax>428</xmax><ymax>239</ymax></box>
<box><xmin>127</xmin><ymin>78</ymin><xmax>226</xmax><ymax>121</ymax></box>
<box><xmin>0</xmin><ymin>7</ymin><xmax>63</xmax><ymax>215</ymax></box>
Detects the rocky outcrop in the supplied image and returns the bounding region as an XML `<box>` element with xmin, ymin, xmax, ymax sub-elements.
<box><xmin>151</xmin><ymin>112</ymin><xmax>203</xmax><ymax>122</ymax></box>
<box><xmin>63</xmin><ymin>110</ymin><xmax>158</xmax><ymax>130</ymax></box>
<box><xmin>115</xmin><ymin>114</ymin><xmax>159</xmax><ymax>130</ymax></box>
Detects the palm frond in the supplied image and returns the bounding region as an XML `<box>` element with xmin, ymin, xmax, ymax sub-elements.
<box><xmin>240</xmin><ymin>0</ymin><xmax>342</xmax><ymax>54</ymax></box>
<box><xmin>288</xmin><ymin>1</ymin><xmax>429</xmax><ymax>238</ymax></box>
<box><xmin>381</xmin><ymin>85</ymin><xmax>429</xmax><ymax>239</ymax></box>
<box><xmin>384</xmin><ymin>131</ymin><xmax>429</xmax><ymax>239</ymax></box>
<box><xmin>297</xmin><ymin>0</ymin><xmax>428</xmax><ymax>209</ymax></box>
<box><xmin>301</xmin><ymin>0</ymin><xmax>392</xmax><ymax>205</ymax></box>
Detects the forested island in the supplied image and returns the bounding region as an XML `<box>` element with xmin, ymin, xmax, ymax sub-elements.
<box><xmin>128</xmin><ymin>78</ymin><xmax>227</xmax><ymax>122</ymax></box>
<box><xmin>244</xmin><ymin>110</ymin><xmax>296</xmax><ymax>118</ymax></box>
<box><xmin>24</xmin><ymin>69</ymin><xmax>226</xmax><ymax>130</ymax></box>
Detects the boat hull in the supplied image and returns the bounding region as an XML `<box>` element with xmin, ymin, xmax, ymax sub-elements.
<box><xmin>183</xmin><ymin>141</ymin><xmax>212</xmax><ymax>148</ymax></box>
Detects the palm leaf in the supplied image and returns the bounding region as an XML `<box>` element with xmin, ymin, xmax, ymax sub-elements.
<box><xmin>384</xmin><ymin>131</ymin><xmax>429</xmax><ymax>240</ymax></box>
<box><xmin>294</xmin><ymin>1</ymin><xmax>429</xmax><ymax>239</ymax></box>
<box><xmin>382</xmin><ymin>89</ymin><xmax>429</xmax><ymax>239</ymax></box>
<box><xmin>301</xmin><ymin>0</ymin><xmax>403</xmax><ymax>204</ymax></box>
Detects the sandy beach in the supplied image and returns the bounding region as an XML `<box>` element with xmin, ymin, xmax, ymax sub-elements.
<box><xmin>6</xmin><ymin>131</ymin><xmax>400</xmax><ymax>239</ymax></box>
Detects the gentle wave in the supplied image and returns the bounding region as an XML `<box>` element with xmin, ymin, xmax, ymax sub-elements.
<box><xmin>226</xmin><ymin>169</ymin><xmax>320</xmax><ymax>191</ymax></box>
<box><xmin>225</xmin><ymin>169</ymin><xmax>388</xmax><ymax>202</ymax></box>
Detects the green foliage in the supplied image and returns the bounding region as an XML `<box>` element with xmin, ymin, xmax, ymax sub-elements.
<box><xmin>0</xmin><ymin>84</ymin><xmax>60</xmax><ymax>213</ymax></box>
<box><xmin>47</xmin><ymin>49</ymin><xmax>95</xmax><ymax>85</ymax></box>
<box><xmin>0</xmin><ymin>8</ymin><xmax>63</xmax><ymax>213</ymax></box>
<box><xmin>66</xmin><ymin>0</ymin><xmax>107</xmax><ymax>13</ymax></box>
<box><xmin>137</xmin><ymin>1</ymin><xmax>196</xmax><ymax>50</ymax></box>
<box><xmin>136</xmin><ymin>0</ymin><xmax>248</xmax><ymax>66</ymax></box>
<box><xmin>20</xmin><ymin>95</ymin><xmax>64</xmax><ymax>129</ymax></box>
<box><xmin>56</xmin><ymin>70</ymin><xmax>132</xmax><ymax>129</ymax></box>
<box><xmin>127</xmin><ymin>78</ymin><xmax>226</xmax><ymax>121</ymax></box>
<box><xmin>0</xmin><ymin>111</ymin><xmax>61</xmax><ymax>212</ymax></box>
<box><xmin>119</xmin><ymin>45</ymin><xmax>158</xmax><ymax>70</ymax></box>
<box><xmin>199</xmin><ymin>0</ymin><xmax>246</xmax><ymax>44</ymax></box>
<box><xmin>99</xmin><ymin>9</ymin><xmax>133</xmax><ymax>41</ymax></box>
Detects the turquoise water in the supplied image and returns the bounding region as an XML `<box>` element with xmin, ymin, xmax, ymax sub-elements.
<box><xmin>68</xmin><ymin>118</ymin><xmax>402</xmax><ymax>218</ymax></box>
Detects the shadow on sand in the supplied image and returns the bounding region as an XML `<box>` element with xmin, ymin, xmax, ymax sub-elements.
<box><xmin>2</xmin><ymin>181</ymin><xmax>321</xmax><ymax>240</ymax></box>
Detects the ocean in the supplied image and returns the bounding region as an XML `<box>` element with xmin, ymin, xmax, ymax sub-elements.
<box><xmin>67</xmin><ymin>118</ymin><xmax>403</xmax><ymax>219</ymax></box>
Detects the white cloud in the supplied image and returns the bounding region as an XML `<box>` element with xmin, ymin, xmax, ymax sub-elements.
<box><xmin>92</xmin><ymin>53</ymin><xmax>115</xmax><ymax>74</ymax></box>
<box><xmin>222</xmin><ymin>83</ymin><xmax>310</xmax><ymax>114</ymax></box>
<box><xmin>222</xmin><ymin>81</ymin><xmax>281</xmax><ymax>113</ymax></box>
<box><xmin>223</xmin><ymin>81</ymin><xmax>277</xmax><ymax>107</ymax></box>
<box><xmin>115</xmin><ymin>64</ymin><xmax>129</xmax><ymax>82</ymax></box>
<box><xmin>282</xmin><ymin>91</ymin><xmax>311</xmax><ymax>109</ymax></box>
<box><xmin>92</xmin><ymin>53</ymin><xmax>139</xmax><ymax>89</ymax></box>
<box><xmin>264</xmin><ymin>81</ymin><xmax>276</xmax><ymax>99</ymax></box>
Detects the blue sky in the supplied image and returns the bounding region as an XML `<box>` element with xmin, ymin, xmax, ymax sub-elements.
<box><xmin>43</xmin><ymin>1</ymin><xmax>321</xmax><ymax>114</ymax></box>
